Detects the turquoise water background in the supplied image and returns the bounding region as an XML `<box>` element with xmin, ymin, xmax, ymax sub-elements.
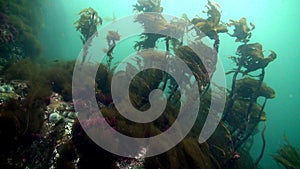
<box><xmin>39</xmin><ymin>0</ymin><xmax>300</xmax><ymax>168</ymax></box>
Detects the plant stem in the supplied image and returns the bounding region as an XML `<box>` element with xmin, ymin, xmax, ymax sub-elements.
<box><xmin>223</xmin><ymin>64</ymin><xmax>242</xmax><ymax>120</ymax></box>
<box><xmin>161</xmin><ymin>37</ymin><xmax>170</xmax><ymax>92</ymax></box>
<box><xmin>255</xmin><ymin>121</ymin><xmax>266</xmax><ymax>166</ymax></box>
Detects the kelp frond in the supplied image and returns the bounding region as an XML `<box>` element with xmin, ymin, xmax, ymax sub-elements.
<box><xmin>272</xmin><ymin>134</ymin><xmax>300</xmax><ymax>169</ymax></box>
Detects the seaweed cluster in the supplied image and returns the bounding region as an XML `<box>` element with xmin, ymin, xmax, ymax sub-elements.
<box><xmin>273</xmin><ymin>135</ymin><xmax>300</xmax><ymax>169</ymax></box>
<box><xmin>68</xmin><ymin>1</ymin><xmax>278</xmax><ymax>169</ymax></box>
<box><xmin>224</xmin><ymin>26</ymin><xmax>277</xmax><ymax>156</ymax></box>
<box><xmin>221</xmin><ymin>11</ymin><xmax>277</xmax><ymax>169</ymax></box>
<box><xmin>227</xmin><ymin>17</ymin><xmax>255</xmax><ymax>43</ymax></box>
<box><xmin>191</xmin><ymin>0</ymin><xmax>227</xmax><ymax>51</ymax></box>
<box><xmin>74</xmin><ymin>7</ymin><xmax>103</xmax><ymax>65</ymax></box>
<box><xmin>66</xmin><ymin>0</ymin><xmax>278</xmax><ymax>168</ymax></box>
<box><xmin>0</xmin><ymin>79</ymin><xmax>47</xmax><ymax>168</ymax></box>
<box><xmin>0</xmin><ymin>0</ymin><xmax>43</xmax><ymax>71</ymax></box>
<box><xmin>133</xmin><ymin>0</ymin><xmax>164</xmax><ymax>13</ymax></box>
<box><xmin>0</xmin><ymin>0</ymin><xmax>280</xmax><ymax>169</ymax></box>
<box><xmin>0</xmin><ymin>59</ymin><xmax>78</xmax><ymax>168</ymax></box>
<box><xmin>104</xmin><ymin>30</ymin><xmax>121</xmax><ymax>67</ymax></box>
<box><xmin>74</xmin><ymin>7</ymin><xmax>103</xmax><ymax>44</ymax></box>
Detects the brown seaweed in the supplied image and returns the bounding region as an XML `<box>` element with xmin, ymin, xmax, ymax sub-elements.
<box><xmin>227</xmin><ymin>17</ymin><xmax>255</xmax><ymax>43</ymax></box>
<box><xmin>272</xmin><ymin>135</ymin><xmax>300</xmax><ymax>169</ymax></box>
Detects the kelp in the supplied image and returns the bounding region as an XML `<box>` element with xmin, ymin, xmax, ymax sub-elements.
<box><xmin>231</xmin><ymin>43</ymin><xmax>277</xmax><ymax>75</ymax></box>
<box><xmin>224</xmin><ymin>99</ymin><xmax>266</xmax><ymax>130</ymax></box>
<box><xmin>74</xmin><ymin>7</ymin><xmax>103</xmax><ymax>65</ymax></box>
<box><xmin>113</xmin><ymin>0</ymin><xmax>277</xmax><ymax>168</ymax></box>
<box><xmin>133</xmin><ymin>0</ymin><xmax>178</xmax><ymax>53</ymax></box>
<box><xmin>95</xmin><ymin>64</ymin><xmax>113</xmax><ymax>96</ymax></box>
<box><xmin>175</xmin><ymin>45</ymin><xmax>210</xmax><ymax>90</ymax></box>
<box><xmin>235</xmin><ymin>77</ymin><xmax>275</xmax><ymax>99</ymax></box>
<box><xmin>49</xmin><ymin>0</ymin><xmax>278</xmax><ymax>168</ymax></box>
<box><xmin>190</xmin><ymin>0</ymin><xmax>228</xmax><ymax>51</ymax></box>
<box><xmin>0</xmin><ymin>0</ymin><xmax>280</xmax><ymax>168</ymax></box>
<box><xmin>191</xmin><ymin>0</ymin><xmax>226</xmax><ymax>37</ymax></box>
<box><xmin>227</xmin><ymin>17</ymin><xmax>255</xmax><ymax>43</ymax></box>
<box><xmin>104</xmin><ymin>30</ymin><xmax>121</xmax><ymax>67</ymax></box>
<box><xmin>135</xmin><ymin>12</ymin><xmax>168</xmax><ymax>33</ymax></box>
<box><xmin>207</xmin><ymin>122</ymin><xmax>235</xmax><ymax>166</ymax></box>
<box><xmin>74</xmin><ymin>7</ymin><xmax>102</xmax><ymax>44</ymax></box>
<box><xmin>273</xmin><ymin>135</ymin><xmax>300</xmax><ymax>169</ymax></box>
<box><xmin>133</xmin><ymin>0</ymin><xmax>164</xmax><ymax>13</ymax></box>
<box><xmin>133</xmin><ymin>12</ymin><xmax>168</xmax><ymax>50</ymax></box>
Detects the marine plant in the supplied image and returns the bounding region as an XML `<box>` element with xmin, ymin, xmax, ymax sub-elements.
<box><xmin>133</xmin><ymin>0</ymin><xmax>164</xmax><ymax>13</ymax></box>
<box><xmin>222</xmin><ymin>14</ymin><xmax>276</xmax><ymax>169</ymax></box>
<box><xmin>0</xmin><ymin>58</ymin><xmax>80</xmax><ymax>168</ymax></box>
<box><xmin>123</xmin><ymin>0</ymin><xmax>277</xmax><ymax>168</ymax></box>
<box><xmin>74</xmin><ymin>7</ymin><xmax>103</xmax><ymax>64</ymax></box>
<box><xmin>0</xmin><ymin>78</ymin><xmax>48</xmax><ymax>168</ymax></box>
<box><xmin>227</xmin><ymin>17</ymin><xmax>255</xmax><ymax>43</ymax></box>
<box><xmin>68</xmin><ymin>0</ymin><xmax>278</xmax><ymax>168</ymax></box>
<box><xmin>0</xmin><ymin>0</ymin><xmax>43</xmax><ymax>71</ymax></box>
<box><xmin>272</xmin><ymin>135</ymin><xmax>300</xmax><ymax>169</ymax></box>
<box><xmin>104</xmin><ymin>30</ymin><xmax>121</xmax><ymax>67</ymax></box>
<box><xmin>74</xmin><ymin>7</ymin><xmax>103</xmax><ymax>45</ymax></box>
<box><xmin>190</xmin><ymin>0</ymin><xmax>228</xmax><ymax>51</ymax></box>
<box><xmin>0</xmin><ymin>0</ymin><xmax>279</xmax><ymax>168</ymax></box>
<box><xmin>133</xmin><ymin>0</ymin><xmax>172</xmax><ymax>54</ymax></box>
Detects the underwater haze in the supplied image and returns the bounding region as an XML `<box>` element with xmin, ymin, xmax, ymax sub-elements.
<box><xmin>1</xmin><ymin>0</ymin><xmax>299</xmax><ymax>168</ymax></box>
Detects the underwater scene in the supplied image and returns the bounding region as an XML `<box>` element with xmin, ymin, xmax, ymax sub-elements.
<box><xmin>0</xmin><ymin>0</ymin><xmax>299</xmax><ymax>168</ymax></box>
